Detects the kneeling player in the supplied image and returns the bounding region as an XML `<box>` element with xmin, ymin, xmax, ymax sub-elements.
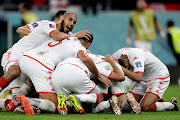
<box><xmin>113</xmin><ymin>48</ymin><xmax>179</xmax><ymax>112</ymax></box>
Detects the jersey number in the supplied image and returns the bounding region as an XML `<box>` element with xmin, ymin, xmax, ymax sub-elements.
<box><xmin>48</xmin><ymin>41</ymin><xmax>62</xmax><ymax>47</ymax></box>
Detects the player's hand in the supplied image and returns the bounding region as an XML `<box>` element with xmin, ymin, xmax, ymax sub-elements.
<box><xmin>160</xmin><ymin>31</ymin><xmax>166</xmax><ymax>39</ymax></box>
<box><xmin>126</xmin><ymin>38</ymin><xmax>131</xmax><ymax>47</ymax></box>
<box><xmin>74</xmin><ymin>30</ymin><xmax>92</xmax><ymax>40</ymax></box>
<box><xmin>104</xmin><ymin>54</ymin><xmax>113</xmax><ymax>62</ymax></box>
<box><xmin>97</xmin><ymin>74</ymin><xmax>113</xmax><ymax>87</ymax></box>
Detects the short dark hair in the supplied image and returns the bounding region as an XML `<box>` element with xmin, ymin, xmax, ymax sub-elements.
<box><xmin>81</xmin><ymin>33</ymin><xmax>93</xmax><ymax>43</ymax></box>
<box><xmin>118</xmin><ymin>59</ymin><xmax>126</xmax><ymax>68</ymax></box>
<box><xmin>22</xmin><ymin>1</ymin><xmax>32</xmax><ymax>10</ymax></box>
<box><xmin>167</xmin><ymin>20</ymin><xmax>174</xmax><ymax>27</ymax></box>
<box><xmin>54</xmin><ymin>10</ymin><xmax>66</xmax><ymax>20</ymax></box>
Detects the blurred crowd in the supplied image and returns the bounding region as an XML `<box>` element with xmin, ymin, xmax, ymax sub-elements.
<box><xmin>0</xmin><ymin>0</ymin><xmax>180</xmax><ymax>13</ymax></box>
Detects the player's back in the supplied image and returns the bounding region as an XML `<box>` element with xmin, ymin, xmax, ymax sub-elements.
<box><xmin>11</xmin><ymin>20</ymin><xmax>56</xmax><ymax>59</ymax></box>
<box><xmin>24</xmin><ymin>37</ymin><xmax>86</xmax><ymax>69</ymax></box>
<box><xmin>113</xmin><ymin>48</ymin><xmax>168</xmax><ymax>80</ymax></box>
<box><xmin>88</xmin><ymin>54</ymin><xmax>123</xmax><ymax>78</ymax></box>
<box><xmin>56</xmin><ymin>57</ymin><xmax>91</xmax><ymax>77</ymax></box>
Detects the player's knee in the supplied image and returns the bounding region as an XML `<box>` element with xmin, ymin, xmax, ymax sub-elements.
<box><xmin>141</xmin><ymin>103</ymin><xmax>151</xmax><ymax>111</ymax></box>
<box><xmin>8</xmin><ymin>66</ymin><xmax>21</xmax><ymax>78</ymax></box>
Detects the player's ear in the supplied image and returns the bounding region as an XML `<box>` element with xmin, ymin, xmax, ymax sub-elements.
<box><xmin>86</xmin><ymin>42</ymin><xmax>91</xmax><ymax>49</ymax></box>
<box><xmin>60</xmin><ymin>16</ymin><xmax>64</xmax><ymax>22</ymax></box>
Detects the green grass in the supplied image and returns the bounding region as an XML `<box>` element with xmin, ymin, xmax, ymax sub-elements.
<box><xmin>0</xmin><ymin>85</ymin><xmax>180</xmax><ymax>120</ymax></box>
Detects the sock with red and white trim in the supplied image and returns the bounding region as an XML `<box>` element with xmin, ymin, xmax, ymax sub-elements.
<box><xmin>0</xmin><ymin>76</ymin><xmax>9</xmax><ymax>91</ymax></box>
<box><xmin>0</xmin><ymin>99</ymin><xmax>12</xmax><ymax>109</ymax></box>
<box><xmin>92</xmin><ymin>100</ymin><xmax>110</xmax><ymax>113</ymax></box>
<box><xmin>121</xmin><ymin>100</ymin><xmax>131</xmax><ymax>112</ymax></box>
<box><xmin>151</xmin><ymin>102</ymin><xmax>175</xmax><ymax>111</ymax></box>
<box><xmin>76</xmin><ymin>93</ymin><xmax>99</xmax><ymax>104</ymax></box>
<box><xmin>27</xmin><ymin>97</ymin><xmax>56</xmax><ymax>113</ymax></box>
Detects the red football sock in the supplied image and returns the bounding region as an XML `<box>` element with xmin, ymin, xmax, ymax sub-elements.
<box><xmin>0</xmin><ymin>76</ymin><xmax>9</xmax><ymax>89</ymax></box>
<box><xmin>151</xmin><ymin>103</ymin><xmax>157</xmax><ymax>111</ymax></box>
<box><xmin>96</xmin><ymin>93</ymin><xmax>99</xmax><ymax>103</ymax></box>
<box><xmin>5</xmin><ymin>99</ymin><xmax>12</xmax><ymax>107</ymax></box>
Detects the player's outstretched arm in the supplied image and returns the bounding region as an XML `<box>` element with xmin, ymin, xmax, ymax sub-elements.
<box><xmin>104</xmin><ymin>54</ymin><xmax>125</xmax><ymax>81</ymax></box>
<box><xmin>77</xmin><ymin>50</ymin><xmax>113</xmax><ymax>87</ymax></box>
<box><xmin>50</xmin><ymin>30</ymin><xmax>92</xmax><ymax>41</ymax></box>
<box><xmin>121</xmin><ymin>66</ymin><xmax>143</xmax><ymax>83</ymax></box>
<box><xmin>16</xmin><ymin>25</ymin><xmax>31</xmax><ymax>36</ymax></box>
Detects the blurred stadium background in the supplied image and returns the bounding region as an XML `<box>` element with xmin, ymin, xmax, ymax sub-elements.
<box><xmin>0</xmin><ymin>0</ymin><xmax>180</xmax><ymax>86</ymax></box>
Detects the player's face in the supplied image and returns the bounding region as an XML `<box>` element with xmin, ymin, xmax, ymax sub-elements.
<box><xmin>136</xmin><ymin>0</ymin><xmax>147</xmax><ymax>10</ymax></box>
<box><xmin>120</xmin><ymin>55</ymin><xmax>130</xmax><ymax>69</ymax></box>
<box><xmin>62</xmin><ymin>13</ymin><xmax>77</xmax><ymax>33</ymax></box>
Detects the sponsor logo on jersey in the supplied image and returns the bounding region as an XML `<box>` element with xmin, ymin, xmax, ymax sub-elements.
<box><xmin>31</xmin><ymin>23</ymin><xmax>38</xmax><ymax>28</ymax></box>
<box><xmin>49</xmin><ymin>24</ymin><xmax>55</xmax><ymax>28</ymax></box>
<box><xmin>135</xmin><ymin>61</ymin><xmax>142</xmax><ymax>68</ymax></box>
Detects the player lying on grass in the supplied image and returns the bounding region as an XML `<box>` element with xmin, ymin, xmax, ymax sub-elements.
<box><xmin>112</xmin><ymin>48</ymin><xmax>179</xmax><ymax>112</ymax></box>
<box><xmin>0</xmin><ymin>10</ymin><xmax>92</xmax><ymax>94</ymax></box>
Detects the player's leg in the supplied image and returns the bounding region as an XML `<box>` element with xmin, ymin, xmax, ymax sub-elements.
<box><xmin>0</xmin><ymin>65</ymin><xmax>20</xmax><ymax>91</ymax></box>
<box><xmin>141</xmin><ymin>78</ymin><xmax>178</xmax><ymax>112</ymax></box>
<box><xmin>140</xmin><ymin>92</ymin><xmax>177</xmax><ymax>112</ymax></box>
<box><xmin>19</xmin><ymin>56</ymin><xmax>58</xmax><ymax>113</ymax></box>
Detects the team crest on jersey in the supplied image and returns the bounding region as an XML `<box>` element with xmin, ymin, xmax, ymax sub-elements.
<box><xmin>104</xmin><ymin>65</ymin><xmax>113</xmax><ymax>71</ymax></box>
<box><xmin>49</xmin><ymin>24</ymin><xmax>55</xmax><ymax>28</ymax></box>
<box><xmin>31</xmin><ymin>23</ymin><xmax>38</xmax><ymax>28</ymax></box>
<box><xmin>135</xmin><ymin>61</ymin><xmax>142</xmax><ymax>68</ymax></box>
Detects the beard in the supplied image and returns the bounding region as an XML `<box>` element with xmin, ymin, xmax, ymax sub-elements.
<box><xmin>60</xmin><ymin>20</ymin><xmax>65</xmax><ymax>32</ymax></box>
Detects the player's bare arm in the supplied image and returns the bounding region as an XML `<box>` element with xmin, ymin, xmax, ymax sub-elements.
<box><xmin>155</xmin><ymin>20</ymin><xmax>166</xmax><ymax>39</ymax></box>
<box><xmin>49</xmin><ymin>29</ymin><xmax>92</xmax><ymax>41</ymax></box>
<box><xmin>104</xmin><ymin>54</ymin><xmax>125</xmax><ymax>81</ymax></box>
<box><xmin>121</xmin><ymin>66</ymin><xmax>143</xmax><ymax>83</ymax></box>
<box><xmin>126</xmin><ymin>23</ymin><xmax>132</xmax><ymax>47</ymax></box>
<box><xmin>77</xmin><ymin>50</ymin><xmax>113</xmax><ymax>87</ymax></box>
<box><xmin>16</xmin><ymin>25</ymin><xmax>31</xmax><ymax>36</ymax></box>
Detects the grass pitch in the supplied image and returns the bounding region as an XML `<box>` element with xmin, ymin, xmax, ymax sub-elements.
<box><xmin>0</xmin><ymin>85</ymin><xmax>180</xmax><ymax>120</ymax></box>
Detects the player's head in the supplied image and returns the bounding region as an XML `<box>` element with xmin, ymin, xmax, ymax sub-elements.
<box><xmin>60</xmin><ymin>12</ymin><xmax>77</xmax><ymax>33</ymax></box>
<box><xmin>54</xmin><ymin>10</ymin><xmax>66</xmax><ymax>21</ymax></box>
<box><xmin>79</xmin><ymin>32</ymin><xmax>93</xmax><ymax>49</ymax></box>
<box><xmin>167</xmin><ymin>20</ymin><xmax>174</xmax><ymax>28</ymax></box>
<box><xmin>119</xmin><ymin>55</ymin><xmax>130</xmax><ymax>70</ymax></box>
<box><xmin>19</xmin><ymin>1</ymin><xmax>32</xmax><ymax>13</ymax></box>
<box><xmin>118</xmin><ymin>59</ymin><xmax>126</xmax><ymax>68</ymax></box>
<box><xmin>136</xmin><ymin>0</ymin><xmax>147</xmax><ymax>11</ymax></box>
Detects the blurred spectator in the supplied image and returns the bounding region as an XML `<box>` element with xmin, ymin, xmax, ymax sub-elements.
<box><xmin>81</xmin><ymin>0</ymin><xmax>98</xmax><ymax>15</ymax></box>
<box><xmin>81</xmin><ymin>0</ymin><xmax>108</xmax><ymax>15</ymax></box>
<box><xmin>19</xmin><ymin>1</ymin><xmax>39</xmax><ymax>26</ymax></box>
<box><xmin>167</xmin><ymin>20</ymin><xmax>180</xmax><ymax>65</ymax></box>
<box><xmin>126</xmin><ymin>0</ymin><xmax>166</xmax><ymax>52</ymax></box>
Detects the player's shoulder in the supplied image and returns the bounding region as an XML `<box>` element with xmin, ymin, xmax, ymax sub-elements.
<box><xmin>130</xmin><ymin>10</ymin><xmax>138</xmax><ymax>16</ymax></box>
<box><xmin>145</xmin><ymin>9</ymin><xmax>154</xmax><ymax>14</ymax></box>
<box><xmin>41</xmin><ymin>20</ymin><xmax>55</xmax><ymax>25</ymax></box>
<box><xmin>66</xmin><ymin>37</ymin><xmax>79</xmax><ymax>41</ymax></box>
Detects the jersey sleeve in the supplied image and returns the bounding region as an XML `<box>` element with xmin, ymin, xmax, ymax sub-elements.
<box><xmin>40</xmin><ymin>21</ymin><xmax>57</xmax><ymax>36</ymax></box>
<box><xmin>26</xmin><ymin>21</ymin><xmax>43</xmax><ymax>31</ymax></box>
<box><xmin>131</xmin><ymin>57</ymin><xmax>144</xmax><ymax>73</ymax></box>
<box><xmin>112</xmin><ymin>51</ymin><xmax>120</xmax><ymax>59</ymax></box>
